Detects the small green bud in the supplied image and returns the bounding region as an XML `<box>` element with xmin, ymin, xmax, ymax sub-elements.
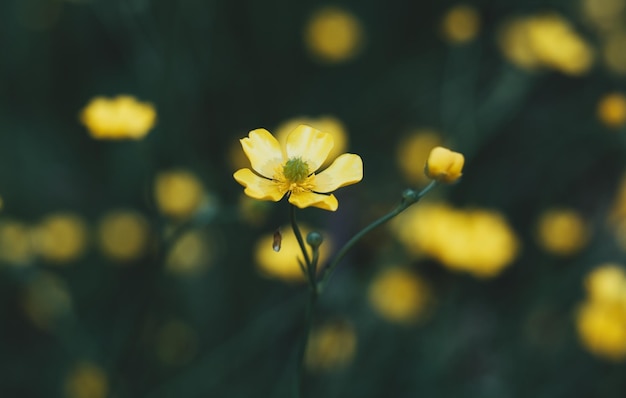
<box><xmin>402</xmin><ymin>189</ymin><xmax>418</xmax><ymax>203</ymax></box>
<box><xmin>306</xmin><ymin>231</ymin><xmax>323</xmax><ymax>248</ymax></box>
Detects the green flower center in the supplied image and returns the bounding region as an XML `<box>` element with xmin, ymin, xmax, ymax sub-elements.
<box><xmin>283</xmin><ymin>157</ymin><xmax>310</xmax><ymax>183</ymax></box>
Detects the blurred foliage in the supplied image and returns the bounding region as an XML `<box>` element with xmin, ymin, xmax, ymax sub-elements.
<box><xmin>2</xmin><ymin>0</ymin><xmax>626</xmax><ymax>397</ymax></box>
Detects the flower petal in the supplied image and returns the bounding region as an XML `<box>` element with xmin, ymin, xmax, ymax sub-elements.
<box><xmin>234</xmin><ymin>168</ymin><xmax>285</xmax><ymax>201</ymax></box>
<box><xmin>289</xmin><ymin>192</ymin><xmax>338</xmax><ymax>211</ymax></box>
<box><xmin>285</xmin><ymin>125</ymin><xmax>334</xmax><ymax>172</ymax></box>
<box><xmin>240</xmin><ymin>129</ymin><xmax>284</xmax><ymax>178</ymax></box>
<box><xmin>313</xmin><ymin>153</ymin><xmax>363</xmax><ymax>193</ymax></box>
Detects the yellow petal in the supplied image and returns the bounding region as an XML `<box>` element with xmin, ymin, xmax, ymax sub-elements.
<box><xmin>313</xmin><ymin>153</ymin><xmax>363</xmax><ymax>193</ymax></box>
<box><xmin>240</xmin><ymin>129</ymin><xmax>284</xmax><ymax>178</ymax></box>
<box><xmin>289</xmin><ymin>192</ymin><xmax>338</xmax><ymax>211</ymax></box>
<box><xmin>233</xmin><ymin>169</ymin><xmax>285</xmax><ymax>201</ymax></box>
<box><xmin>285</xmin><ymin>125</ymin><xmax>334</xmax><ymax>172</ymax></box>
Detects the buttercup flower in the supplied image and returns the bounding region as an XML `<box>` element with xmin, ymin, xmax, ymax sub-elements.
<box><xmin>80</xmin><ymin>95</ymin><xmax>156</xmax><ymax>140</ymax></box>
<box><xmin>233</xmin><ymin>125</ymin><xmax>363</xmax><ymax>211</ymax></box>
<box><xmin>425</xmin><ymin>146</ymin><xmax>465</xmax><ymax>183</ymax></box>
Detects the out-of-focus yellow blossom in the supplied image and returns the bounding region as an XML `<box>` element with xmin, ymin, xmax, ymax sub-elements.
<box><xmin>441</xmin><ymin>4</ymin><xmax>481</xmax><ymax>44</ymax></box>
<box><xmin>304</xmin><ymin>6</ymin><xmax>364</xmax><ymax>63</ymax></box>
<box><xmin>0</xmin><ymin>220</ymin><xmax>34</xmax><ymax>266</ymax></box>
<box><xmin>535</xmin><ymin>208</ymin><xmax>590</xmax><ymax>256</ymax></box>
<box><xmin>396</xmin><ymin>130</ymin><xmax>443</xmax><ymax>186</ymax></box>
<box><xmin>498</xmin><ymin>14</ymin><xmax>594</xmax><ymax>75</ymax></box>
<box><xmin>254</xmin><ymin>225</ymin><xmax>332</xmax><ymax>282</ymax></box>
<box><xmin>597</xmin><ymin>93</ymin><xmax>626</xmax><ymax>128</ymax></box>
<box><xmin>97</xmin><ymin>210</ymin><xmax>150</xmax><ymax>263</ymax></box>
<box><xmin>576</xmin><ymin>264</ymin><xmax>626</xmax><ymax>360</ymax></box>
<box><xmin>154</xmin><ymin>170</ymin><xmax>205</xmax><ymax>220</ymax></box>
<box><xmin>368</xmin><ymin>267</ymin><xmax>431</xmax><ymax>324</ymax></box>
<box><xmin>585</xmin><ymin>264</ymin><xmax>626</xmax><ymax>306</ymax></box>
<box><xmin>603</xmin><ymin>31</ymin><xmax>626</xmax><ymax>75</ymax></box>
<box><xmin>80</xmin><ymin>95</ymin><xmax>156</xmax><ymax>140</ymax></box>
<box><xmin>581</xmin><ymin>0</ymin><xmax>625</xmax><ymax>33</ymax></box>
<box><xmin>393</xmin><ymin>203</ymin><xmax>519</xmax><ymax>278</ymax></box>
<box><xmin>64</xmin><ymin>362</ymin><xmax>108</xmax><ymax>398</ymax></box>
<box><xmin>155</xmin><ymin>320</ymin><xmax>198</xmax><ymax>366</ymax></box>
<box><xmin>22</xmin><ymin>272</ymin><xmax>72</xmax><ymax>331</ymax></box>
<box><xmin>425</xmin><ymin>146</ymin><xmax>465</xmax><ymax>183</ymax></box>
<box><xmin>31</xmin><ymin>213</ymin><xmax>88</xmax><ymax>264</ymax></box>
<box><xmin>233</xmin><ymin>125</ymin><xmax>363</xmax><ymax>211</ymax></box>
<box><xmin>275</xmin><ymin>116</ymin><xmax>348</xmax><ymax>168</ymax></box>
<box><xmin>165</xmin><ymin>229</ymin><xmax>212</xmax><ymax>275</ymax></box>
<box><xmin>305</xmin><ymin>320</ymin><xmax>357</xmax><ymax>372</ymax></box>
<box><xmin>577</xmin><ymin>300</ymin><xmax>626</xmax><ymax>361</ymax></box>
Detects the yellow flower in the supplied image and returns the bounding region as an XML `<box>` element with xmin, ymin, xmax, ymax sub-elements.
<box><xmin>304</xmin><ymin>6</ymin><xmax>364</xmax><ymax>63</ymax></box>
<box><xmin>498</xmin><ymin>14</ymin><xmax>594</xmax><ymax>75</ymax></box>
<box><xmin>80</xmin><ymin>95</ymin><xmax>156</xmax><ymax>140</ymax></box>
<box><xmin>576</xmin><ymin>300</ymin><xmax>626</xmax><ymax>361</ymax></box>
<box><xmin>585</xmin><ymin>264</ymin><xmax>626</xmax><ymax>306</ymax></box>
<box><xmin>254</xmin><ymin>225</ymin><xmax>332</xmax><ymax>283</ymax></box>
<box><xmin>392</xmin><ymin>203</ymin><xmax>519</xmax><ymax>278</ymax></box>
<box><xmin>535</xmin><ymin>208</ymin><xmax>590</xmax><ymax>256</ymax></box>
<box><xmin>305</xmin><ymin>320</ymin><xmax>357</xmax><ymax>372</ymax></box>
<box><xmin>597</xmin><ymin>93</ymin><xmax>626</xmax><ymax>128</ymax></box>
<box><xmin>233</xmin><ymin>125</ymin><xmax>363</xmax><ymax>211</ymax></box>
<box><xmin>441</xmin><ymin>4</ymin><xmax>481</xmax><ymax>44</ymax></box>
<box><xmin>425</xmin><ymin>146</ymin><xmax>465</xmax><ymax>183</ymax></box>
<box><xmin>0</xmin><ymin>219</ymin><xmax>34</xmax><ymax>266</ymax></box>
<box><xmin>97</xmin><ymin>210</ymin><xmax>150</xmax><ymax>263</ymax></box>
<box><xmin>31</xmin><ymin>212</ymin><xmax>88</xmax><ymax>264</ymax></box>
<box><xmin>154</xmin><ymin>170</ymin><xmax>205</xmax><ymax>219</ymax></box>
<box><xmin>368</xmin><ymin>267</ymin><xmax>431</xmax><ymax>324</ymax></box>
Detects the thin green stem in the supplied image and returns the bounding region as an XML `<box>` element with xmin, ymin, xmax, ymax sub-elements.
<box><xmin>293</xmin><ymin>286</ymin><xmax>318</xmax><ymax>397</ymax></box>
<box><xmin>290</xmin><ymin>205</ymin><xmax>312</xmax><ymax>269</ymax></box>
<box><xmin>318</xmin><ymin>181</ymin><xmax>438</xmax><ymax>291</ymax></box>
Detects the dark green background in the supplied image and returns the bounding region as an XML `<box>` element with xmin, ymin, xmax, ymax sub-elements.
<box><xmin>1</xmin><ymin>0</ymin><xmax>626</xmax><ymax>397</ymax></box>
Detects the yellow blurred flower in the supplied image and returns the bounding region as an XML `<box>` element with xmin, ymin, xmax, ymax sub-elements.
<box><xmin>597</xmin><ymin>93</ymin><xmax>626</xmax><ymax>128</ymax></box>
<box><xmin>396</xmin><ymin>130</ymin><xmax>443</xmax><ymax>186</ymax></box>
<box><xmin>441</xmin><ymin>4</ymin><xmax>481</xmax><ymax>44</ymax></box>
<box><xmin>31</xmin><ymin>213</ymin><xmax>88</xmax><ymax>264</ymax></box>
<box><xmin>254</xmin><ymin>225</ymin><xmax>332</xmax><ymax>283</ymax></box>
<box><xmin>154</xmin><ymin>170</ymin><xmax>205</xmax><ymax>219</ymax></box>
<box><xmin>535</xmin><ymin>208</ymin><xmax>589</xmax><ymax>256</ymax></box>
<box><xmin>393</xmin><ymin>203</ymin><xmax>519</xmax><ymax>278</ymax></box>
<box><xmin>304</xmin><ymin>6</ymin><xmax>364</xmax><ymax>63</ymax></box>
<box><xmin>165</xmin><ymin>229</ymin><xmax>212</xmax><ymax>275</ymax></box>
<box><xmin>64</xmin><ymin>362</ymin><xmax>108</xmax><ymax>398</ymax></box>
<box><xmin>585</xmin><ymin>264</ymin><xmax>626</xmax><ymax>306</ymax></box>
<box><xmin>577</xmin><ymin>300</ymin><xmax>626</xmax><ymax>361</ymax></box>
<box><xmin>275</xmin><ymin>116</ymin><xmax>349</xmax><ymax>168</ymax></box>
<box><xmin>305</xmin><ymin>320</ymin><xmax>357</xmax><ymax>372</ymax></box>
<box><xmin>368</xmin><ymin>267</ymin><xmax>431</xmax><ymax>324</ymax></box>
<box><xmin>233</xmin><ymin>125</ymin><xmax>363</xmax><ymax>211</ymax></box>
<box><xmin>425</xmin><ymin>146</ymin><xmax>465</xmax><ymax>183</ymax></box>
<box><xmin>498</xmin><ymin>14</ymin><xmax>594</xmax><ymax>75</ymax></box>
<box><xmin>603</xmin><ymin>31</ymin><xmax>626</xmax><ymax>75</ymax></box>
<box><xmin>155</xmin><ymin>320</ymin><xmax>198</xmax><ymax>366</ymax></box>
<box><xmin>0</xmin><ymin>219</ymin><xmax>34</xmax><ymax>266</ymax></box>
<box><xmin>22</xmin><ymin>271</ymin><xmax>72</xmax><ymax>331</ymax></box>
<box><xmin>97</xmin><ymin>210</ymin><xmax>150</xmax><ymax>263</ymax></box>
<box><xmin>80</xmin><ymin>95</ymin><xmax>156</xmax><ymax>140</ymax></box>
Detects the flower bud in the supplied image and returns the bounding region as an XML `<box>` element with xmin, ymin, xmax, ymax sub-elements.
<box><xmin>424</xmin><ymin>146</ymin><xmax>464</xmax><ymax>183</ymax></box>
<box><xmin>306</xmin><ymin>232</ymin><xmax>324</xmax><ymax>248</ymax></box>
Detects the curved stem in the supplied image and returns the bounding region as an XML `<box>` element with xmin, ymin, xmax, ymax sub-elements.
<box><xmin>318</xmin><ymin>181</ymin><xmax>438</xmax><ymax>291</ymax></box>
